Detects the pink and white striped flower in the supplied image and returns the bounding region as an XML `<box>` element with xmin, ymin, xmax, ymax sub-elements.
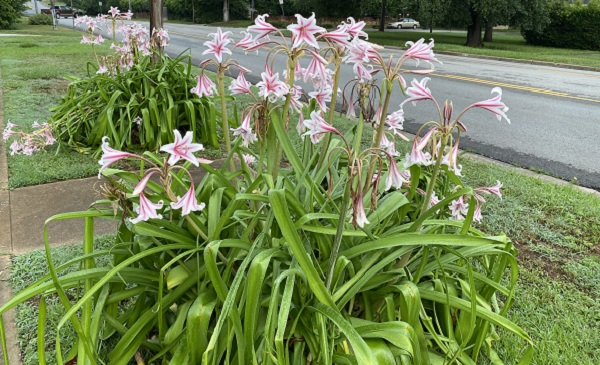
<box><xmin>475</xmin><ymin>180</ymin><xmax>503</xmax><ymax>199</ymax></box>
<box><xmin>302</xmin><ymin>110</ymin><xmax>339</xmax><ymax>144</ymax></box>
<box><xmin>289</xmin><ymin>86</ymin><xmax>304</xmax><ymax>113</ymax></box>
<box><xmin>385</xmin><ymin>158</ymin><xmax>405</xmax><ymax>191</ymax></box>
<box><xmin>309</xmin><ymin>86</ymin><xmax>332</xmax><ymax>112</ymax></box>
<box><xmin>108</xmin><ymin>6</ymin><xmax>120</xmax><ymax>17</ymax></box>
<box><xmin>170</xmin><ymin>185</ymin><xmax>205</xmax><ymax>216</ymax></box>
<box><xmin>190</xmin><ymin>72</ymin><xmax>216</xmax><ymax>97</ymax></box>
<box><xmin>203</xmin><ymin>28</ymin><xmax>232</xmax><ymax>63</ymax></box>
<box><xmin>287</xmin><ymin>13</ymin><xmax>326</xmax><ymax>49</ymax></box>
<box><xmin>231</xmin><ymin>112</ymin><xmax>258</xmax><ymax>147</ymax></box>
<box><xmin>153</xmin><ymin>28</ymin><xmax>170</xmax><ymax>47</ymax></box>
<box><xmin>415</xmin><ymin>127</ymin><xmax>437</xmax><ymax>151</ymax></box>
<box><xmin>98</xmin><ymin>136</ymin><xmax>138</xmax><ymax>177</ymax></box>
<box><xmin>404</xmin><ymin>138</ymin><xmax>433</xmax><ymax>168</ymax></box>
<box><xmin>353</xmin><ymin>62</ymin><xmax>374</xmax><ymax>82</ymax></box>
<box><xmin>132</xmin><ymin>171</ymin><xmax>158</xmax><ymax>196</ymax></box>
<box><xmin>403</xmin><ymin>38</ymin><xmax>441</xmax><ymax>68</ymax></box>
<box><xmin>449</xmin><ymin>196</ymin><xmax>469</xmax><ymax>220</ymax></box>
<box><xmin>297</xmin><ymin>113</ymin><xmax>306</xmax><ymax>135</ymax></box>
<box><xmin>2</xmin><ymin>122</ymin><xmax>17</xmax><ymax>141</ymax></box>
<box><xmin>320</xmin><ymin>23</ymin><xmax>351</xmax><ymax>47</ymax></box>
<box><xmin>401</xmin><ymin>78</ymin><xmax>434</xmax><ymax>107</ymax></box>
<box><xmin>380</xmin><ymin>133</ymin><xmax>399</xmax><ymax>156</ymax></box>
<box><xmin>248</xmin><ymin>14</ymin><xmax>279</xmax><ymax>40</ymax></box>
<box><xmin>229</xmin><ymin>72</ymin><xmax>252</xmax><ymax>95</ymax></box>
<box><xmin>233</xmin><ymin>31</ymin><xmax>256</xmax><ymax>51</ymax></box>
<box><xmin>385</xmin><ymin>109</ymin><xmax>405</xmax><ymax>136</ymax></box>
<box><xmin>465</xmin><ymin>87</ymin><xmax>511</xmax><ymax>124</ymax></box>
<box><xmin>344</xmin><ymin>17</ymin><xmax>368</xmax><ymax>39</ymax></box>
<box><xmin>130</xmin><ymin>194</ymin><xmax>163</xmax><ymax>224</ymax></box>
<box><xmin>351</xmin><ymin>190</ymin><xmax>370</xmax><ymax>228</ymax></box>
<box><xmin>160</xmin><ymin>130</ymin><xmax>207</xmax><ymax>166</ymax></box>
<box><xmin>243</xmin><ymin>154</ymin><xmax>256</xmax><ymax>165</ymax></box>
<box><xmin>304</xmin><ymin>53</ymin><xmax>328</xmax><ymax>82</ymax></box>
<box><xmin>257</xmin><ymin>68</ymin><xmax>289</xmax><ymax>101</ymax></box>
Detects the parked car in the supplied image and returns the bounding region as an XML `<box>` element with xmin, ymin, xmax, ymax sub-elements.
<box><xmin>41</xmin><ymin>6</ymin><xmax>79</xmax><ymax>19</ymax></box>
<box><xmin>387</xmin><ymin>18</ymin><xmax>420</xmax><ymax>29</ymax></box>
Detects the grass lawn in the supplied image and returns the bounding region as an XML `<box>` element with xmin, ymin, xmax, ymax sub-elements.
<box><xmin>366</xmin><ymin>30</ymin><xmax>600</xmax><ymax>69</ymax></box>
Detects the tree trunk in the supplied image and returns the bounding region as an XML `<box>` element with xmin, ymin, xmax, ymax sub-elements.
<box><xmin>150</xmin><ymin>0</ymin><xmax>163</xmax><ymax>32</ymax></box>
<box><xmin>379</xmin><ymin>0</ymin><xmax>387</xmax><ymax>32</ymax></box>
<box><xmin>466</xmin><ymin>8</ymin><xmax>482</xmax><ymax>47</ymax></box>
<box><xmin>223</xmin><ymin>0</ymin><xmax>230</xmax><ymax>22</ymax></box>
<box><xmin>483</xmin><ymin>24</ymin><xmax>494</xmax><ymax>42</ymax></box>
<box><xmin>430</xmin><ymin>0</ymin><xmax>434</xmax><ymax>33</ymax></box>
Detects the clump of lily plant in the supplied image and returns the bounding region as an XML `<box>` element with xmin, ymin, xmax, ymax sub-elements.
<box><xmin>0</xmin><ymin>12</ymin><xmax>533</xmax><ymax>365</ymax></box>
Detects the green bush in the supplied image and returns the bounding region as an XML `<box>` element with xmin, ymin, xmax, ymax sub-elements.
<box><xmin>522</xmin><ymin>2</ymin><xmax>600</xmax><ymax>51</ymax></box>
<box><xmin>50</xmin><ymin>52</ymin><xmax>218</xmax><ymax>155</ymax></box>
<box><xmin>28</xmin><ymin>14</ymin><xmax>54</xmax><ymax>25</ymax></box>
<box><xmin>0</xmin><ymin>0</ymin><xmax>27</xmax><ymax>29</ymax></box>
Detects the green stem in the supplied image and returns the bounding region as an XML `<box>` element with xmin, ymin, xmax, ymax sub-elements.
<box><xmin>364</xmin><ymin>79</ymin><xmax>393</xmax><ymax>193</ymax></box>
<box><xmin>419</xmin><ymin>134</ymin><xmax>448</xmax><ymax>219</ymax></box>
<box><xmin>217</xmin><ymin>69</ymin><xmax>235</xmax><ymax>172</ymax></box>
<box><xmin>352</xmin><ymin>86</ymin><xmax>369</xmax><ymax>154</ymax></box>
<box><xmin>316</xmin><ymin>56</ymin><xmax>343</xmax><ymax>171</ymax></box>
<box><xmin>325</xmin><ymin>181</ymin><xmax>352</xmax><ymax>291</ymax></box>
<box><xmin>271</xmin><ymin>57</ymin><xmax>297</xmax><ymax>178</ymax></box>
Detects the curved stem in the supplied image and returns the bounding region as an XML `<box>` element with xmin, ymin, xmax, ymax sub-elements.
<box><xmin>364</xmin><ymin>79</ymin><xmax>393</xmax><ymax>193</ymax></box>
<box><xmin>325</xmin><ymin>181</ymin><xmax>352</xmax><ymax>291</ymax></box>
<box><xmin>271</xmin><ymin>57</ymin><xmax>297</xmax><ymax>178</ymax></box>
<box><xmin>419</xmin><ymin>133</ymin><xmax>448</xmax><ymax>219</ymax></box>
<box><xmin>316</xmin><ymin>54</ymin><xmax>343</xmax><ymax>170</ymax></box>
<box><xmin>217</xmin><ymin>68</ymin><xmax>235</xmax><ymax>172</ymax></box>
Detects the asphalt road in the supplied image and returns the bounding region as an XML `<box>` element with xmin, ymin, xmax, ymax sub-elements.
<box><xmin>28</xmin><ymin>5</ymin><xmax>600</xmax><ymax>189</ymax></box>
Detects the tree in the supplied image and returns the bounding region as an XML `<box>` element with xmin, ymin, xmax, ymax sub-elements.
<box><xmin>0</xmin><ymin>0</ymin><xmax>27</xmax><ymax>29</ymax></box>
<box><xmin>223</xmin><ymin>0</ymin><xmax>229</xmax><ymax>21</ymax></box>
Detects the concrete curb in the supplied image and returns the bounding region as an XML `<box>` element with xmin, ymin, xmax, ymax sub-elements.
<box><xmin>383</xmin><ymin>45</ymin><xmax>600</xmax><ymax>73</ymax></box>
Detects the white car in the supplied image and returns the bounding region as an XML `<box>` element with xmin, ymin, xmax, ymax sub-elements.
<box><xmin>387</xmin><ymin>18</ymin><xmax>420</xmax><ymax>29</ymax></box>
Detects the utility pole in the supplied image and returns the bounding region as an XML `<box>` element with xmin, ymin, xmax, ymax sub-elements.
<box><xmin>150</xmin><ymin>0</ymin><xmax>163</xmax><ymax>32</ymax></box>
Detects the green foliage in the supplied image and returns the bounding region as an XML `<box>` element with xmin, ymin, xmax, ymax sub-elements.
<box><xmin>165</xmin><ymin>0</ymin><xmax>248</xmax><ymax>23</ymax></box>
<box><xmin>522</xmin><ymin>1</ymin><xmax>600</xmax><ymax>50</ymax></box>
<box><xmin>0</xmin><ymin>0</ymin><xmax>27</xmax><ymax>29</ymax></box>
<box><xmin>28</xmin><ymin>14</ymin><xmax>54</xmax><ymax>25</ymax></box>
<box><xmin>49</xmin><ymin>52</ymin><xmax>218</xmax><ymax>155</ymax></box>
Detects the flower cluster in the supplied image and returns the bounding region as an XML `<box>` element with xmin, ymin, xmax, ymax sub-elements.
<box><xmin>2</xmin><ymin>121</ymin><xmax>55</xmax><ymax>156</ymax></box>
<box><xmin>77</xmin><ymin>9</ymin><xmax>169</xmax><ymax>74</ymax></box>
<box><xmin>98</xmin><ymin>130</ymin><xmax>211</xmax><ymax>224</ymax></box>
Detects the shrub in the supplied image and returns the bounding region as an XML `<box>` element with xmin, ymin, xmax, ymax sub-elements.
<box><xmin>49</xmin><ymin>14</ymin><xmax>218</xmax><ymax>155</ymax></box>
<box><xmin>522</xmin><ymin>2</ymin><xmax>600</xmax><ymax>51</ymax></box>
<box><xmin>0</xmin><ymin>0</ymin><xmax>27</xmax><ymax>29</ymax></box>
<box><xmin>0</xmin><ymin>13</ymin><xmax>532</xmax><ymax>365</ymax></box>
<box><xmin>28</xmin><ymin>14</ymin><xmax>54</xmax><ymax>25</ymax></box>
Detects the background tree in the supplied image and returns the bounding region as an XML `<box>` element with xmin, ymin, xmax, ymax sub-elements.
<box><xmin>0</xmin><ymin>0</ymin><xmax>28</xmax><ymax>29</ymax></box>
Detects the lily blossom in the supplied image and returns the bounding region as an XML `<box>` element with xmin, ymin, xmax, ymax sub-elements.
<box><xmin>465</xmin><ymin>87</ymin><xmax>511</xmax><ymax>124</ymax></box>
<box><xmin>98</xmin><ymin>136</ymin><xmax>138</xmax><ymax>177</ymax></box>
<box><xmin>416</xmin><ymin>127</ymin><xmax>437</xmax><ymax>151</ymax></box>
<box><xmin>231</xmin><ymin>112</ymin><xmax>258</xmax><ymax>147</ymax></box>
<box><xmin>351</xmin><ymin>189</ymin><xmax>370</xmax><ymax>228</ymax></box>
<box><xmin>243</xmin><ymin>154</ymin><xmax>256</xmax><ymax>165</ymax></box>
<box><xmin>309</xmin><ymin>86</ymin><xmax>332</xmax><ymax>112</ymax></box>
<box><xmin>380</xmin><ymin>133</ymin><xmax>399</xmax><ymax>156</ymax></box>
<box><xmin>304</xmin><ymin>53</ymin><xmax>328</xmax><ymax>82</ymax></box>
<box><xmin>297</xmin><ymin>113</ymin><xmax>306</xmax><ymax>135</ymax></box>
<box><xmin>170</xmin><ymin>185</ymin><xmax>205</xmax><ymax>216</ymax></box>
<box><xmin>248</xmin><ymin>14</ymin><xmax>278</xmax><ymax>40</ymax></box>
<box><xmin>320</xmin><ymin>24</ymin><xmax>351</xmax><ymax>47</ymax></box>
<box><xmin>108</xmin><ymin>6</ymin><xmax>120</xmax><ymax>17</ymax></box>
<box><xmin>302</xmin><ymin>110</ymin><xmax>339</xmax><ymax>144</ymax></box>
<box><xmin>234</xmin><ymin>31</ymin><xmax>256</xmax><ymax>51</ymax></box>
<box><xmin>190</xmin><ymin>72</ymin><xmax>216</xmax><ymax>97</ymax></box>
<box><xmin>160</xmin><ymin>130</ymin><xmax>207</xmax><ymax>166</ymax></box>
<box><xmin>203</xmin><ymin>28</ymin><xmax>232</xmax><ymax>63</ymax></box>
<box><xmin>132</xmin><ymin>171</ymin><xmax>158</xmax><ymax>196</ymax></box>
<box><xmin>449</xmin><ymin>196</ymin><xmax>469</xmax><ymax>220</ymax></box>
<box><xmin>287</xmin><ymin>13</ymin><xmax>326</xmax><ymax>49</ymax></box>
<box><xmin>257</xmin><ymin>67</ymin><xmax>289</xmax><ymax>101</ymax></box>
<box><xmin>130</xmin><ymin>194</ymin><xmax>163</xmax><ymax>224</ymax></box>
<box><xmin>289</xmin><ymin>86</ymin><xmax>304</xmax><ymax>113</ymax></box>
<box><xmin>475</xmin><ymin>180</ymin><xmax>503</xmax><ymax>199</ymax></box>
<box><xmin>385</xmin><ymin>109</ymin><xmax>405</xmax><ymax>136</ymax></box>
<box><xmin>404</xmin><ymin>138</ymin><xmax>432</xmax><ymax>168</ymax></box>
<box><xmin>229</xmin><ymin>72</ymin><xmax>252</xmax><ymax>95</ymax></box>
<box><xmin>401</xmin><ymin>78</ymin><xmax>434</xmax><ymax>107</ymax></box>
<box><xmin>344</xmin><ymin>17</ymin><xmax>368</xmax><ymax>39</ymax></box>
<box><xmin>403</xmin><ymin>38</ymin><xmax>441</xmax><ymax>67</ymax></box>
<box><xmin>385</xmin><ymin>158</ymin><xmax>405</xmax><ymax>191</ymax></box>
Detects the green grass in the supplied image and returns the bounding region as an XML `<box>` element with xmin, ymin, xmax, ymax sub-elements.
<box><xmin>0</xmin><ymin>20</ymin><xmax>221</xmax><ymax>189</ymax></box>
<box><xmin>366</xmin><ymin>30</ymin><xmax>600</xmax><ymax>69</ymax></box>
<box><xmin>9</xmin><ymin>235</ymin><xmax>116</xmax><ymax>365</ymax></box>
